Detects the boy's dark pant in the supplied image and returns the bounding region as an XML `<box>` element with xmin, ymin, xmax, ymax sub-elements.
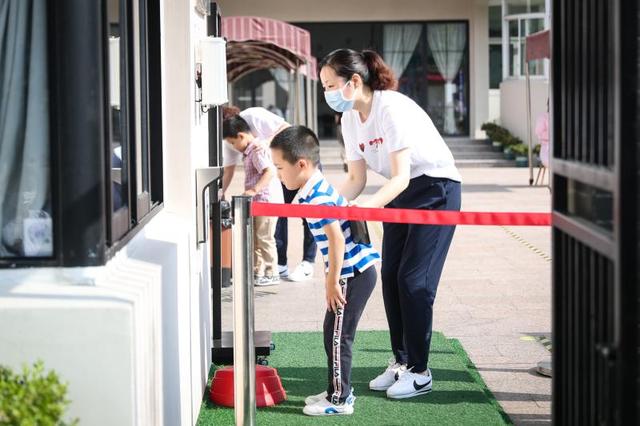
<box><xmin>323</xmin><ymin>266</ymin><xmax>377</xmax><ymax>404</ymax></box>
<box><xmin>381</xmin><ymin>175</ymin><xmax>461</xmax><ymax>373</ymax></box>
<box><xmin>275</xmin><ymin>183</ymin><xmax>317</xmax><ymax>265</ymax></box>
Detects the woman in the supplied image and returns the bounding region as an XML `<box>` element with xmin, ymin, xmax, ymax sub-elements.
<box><xmin>222</xmin><ymin>106</ymin><xmax>317</xmax><ymax>281</ymax></box>
<box><xmin>319</xmin><ymin>49</ymin><xmax>462</xmax><ymax>399</ymax></box>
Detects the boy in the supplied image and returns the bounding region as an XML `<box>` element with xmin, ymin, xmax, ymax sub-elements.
<box><xmin>223</xmin><ymin>115</ymin><xmax>283</xmax><ymax>286</ymax></box>
<box><xmin>270</xmin><ymin>126</ymin><xmax>380</xmax><ymax>416</ymax></box>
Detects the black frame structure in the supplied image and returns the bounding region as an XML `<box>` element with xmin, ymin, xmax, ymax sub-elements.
<box><xmin>207</xmin><ymin>1</ymin><xmax>225</xmax><ymax>359</ymax></box>
<box><xmin>0</xmin><ymin>0</ymin><xmax>163</xmax><ymax>268</ymax></box>
<box><xmin>552</xmin><ymin>0</ymin><xmax>639</xmax><ymax>423</ymax></box>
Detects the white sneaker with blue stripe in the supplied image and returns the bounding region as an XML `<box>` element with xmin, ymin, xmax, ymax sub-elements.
<box><xmin>302</xmin><ymin>397</ymin><xmax>354</xmax><ymax>416</ymax></box>
<box><xmin>304</xmin><ymin>387</ymin><xmax>355</xmax><ymax>406</ymax></box>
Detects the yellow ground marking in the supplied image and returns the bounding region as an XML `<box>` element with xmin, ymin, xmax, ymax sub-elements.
<box><xmin>522</xmin><ymin>335</ymin><xmax>553</xmax><ymax>352</ymax></box>
<box><xmin>501</xmin><ymin>226</ymin><xmax>552</xmax><ymax>262</ymax></box>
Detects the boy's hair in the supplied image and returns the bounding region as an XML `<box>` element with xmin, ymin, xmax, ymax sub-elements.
<box><xmin>270</xmin><ymin>126</ymin><xmax>321</xmax><ymax>166</ymax></box>
<box><xmin>222</xmin><ymin>114</ymin><xmax>251</xmax><ymax>138</ymax></box>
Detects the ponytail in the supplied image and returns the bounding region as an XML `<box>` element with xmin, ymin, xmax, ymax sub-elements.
<box><xmin>222</xmin><ymin>105</ymin><xmax>241</xmax><ymax>121</ymax></box>
<box><xmin>361</xmin><ymin>50</ymin><xmax>398</xmax><ymax>91</ymax></box>
<box><xmin>319</xmin><ymin>48</ymin><xmax>398</xmax><ymax>91</ymax></box>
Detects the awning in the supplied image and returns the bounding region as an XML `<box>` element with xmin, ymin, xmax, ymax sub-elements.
<box><xmin>526</xmin><ymin>29</ymin><xmax>550</xmax><ymax>62</ymax></box>
<box><xmin>222</xmin><ymin>16</ymin><xmax>317</xmax><ymax>82</ymax></box>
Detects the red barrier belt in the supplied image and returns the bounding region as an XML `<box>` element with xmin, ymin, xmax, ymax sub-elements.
<box><xmin>251</xmin><ymin>202</ymin><xmax>551</xmax><ymax>226</ymax></box>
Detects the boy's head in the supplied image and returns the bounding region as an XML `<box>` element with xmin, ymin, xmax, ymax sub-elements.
<box><xmin>270</xmin><ymin>126</ymin><xmax>320</xmax><ymax>190</ymax></box>
<box><xmin>223</xmin><ymin>115</ymin><xmax>254</xmax><ymax>152</ymax></box>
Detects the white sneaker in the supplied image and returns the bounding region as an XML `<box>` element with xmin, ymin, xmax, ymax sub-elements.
<box><xmin>267</xmin><ymin>275</ymin><xmax>280</xmax><ymax>285</ymax></box>
<box><xmin>287</xmin><ymin>261</ymin><xmax>313</xmax><ymax>282</ymax></box>
<box><xmin>304</xmin><ymin>387</ymin><xmax>355</xmax><ymax>406</ymax></box>
<box><xmin>369</xmin><ymin>358</ymin><xmax>407</xmax><ymax>391</ymax></box>
<box><xmin>278</xmin><ymin>264</ymin><xmax>289</xmax><ymax>278</ymax></box>
<box><xmin>302</xmin><ymin>398</ymin><xmax>354</xmax><ymax>416</ymax></box>
<box><xmin>386</xmin><ymin>368</ymin><xmax>432</xmax><ymax>399</ymax></box>
<box><xmin>254</xmin><ymin>276</ymin><xmax>278</xmax><ymax>287</ymax></box>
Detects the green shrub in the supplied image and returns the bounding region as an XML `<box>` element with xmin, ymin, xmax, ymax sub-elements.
<box><xmin>511</xmin><ymin>136</ymin><xmax>524</xmax><ymax>146</ymax></box>
<box><xmin>510</xmin><ymin>143</ymin><xmax>529</xmax><ymax>156</ymax></box>
<box><xmin>0</xmin><ymin>361</ymin><xmax>78</xmax><ymax>426</ymax></box>
<box><xmin>481</xmin><ymin>122</ymin><xmax>530</xmax><ymax>152</ymax></box>
<box><xmin>533</xmin><ymin>143</ymin><xmax>541</xmax><ymax>155</ymax></box>
<box><xmin>480</xmin><ymin>122</ymin><xmax>499</xmax><ymax>133</ymax></box>
<box><xmin>481</xmin><ymin>122</ymin><xmax>512</xmax><ymax>144</ymax></box>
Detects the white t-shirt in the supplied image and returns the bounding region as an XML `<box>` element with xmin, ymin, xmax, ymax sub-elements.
<box><xmin>223</xmin><ymin>107</ymin><xmax>286</xmax><ymax>166</ymax></box>
<box><xmin>341</xmin><ymin>90</ymin><xmax>461</xmax><ymax>182</ymax></box>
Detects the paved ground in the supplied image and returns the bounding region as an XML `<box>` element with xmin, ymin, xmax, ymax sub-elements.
<box><xmin>223</xmin><ymin>160</ymin><xmax>552</xmax><ymax>425</ymax></box>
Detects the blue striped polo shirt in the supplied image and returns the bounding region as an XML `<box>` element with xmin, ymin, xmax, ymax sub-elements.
<box><xmin>295</xmin><ymin>169</ymin><xmax>380</xmax><ymax>279</ymax></box>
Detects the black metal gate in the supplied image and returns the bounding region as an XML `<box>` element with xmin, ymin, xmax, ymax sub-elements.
<box><xmin>552</xmin><ymin>0</ymin><xmax>639</xmax><ymax>424</ymax></box>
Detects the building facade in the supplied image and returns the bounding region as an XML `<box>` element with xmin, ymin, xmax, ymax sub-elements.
<box><xmin>0</xmin><ymin>1</ymin><xmax>220</xmax><ymax>424</ymax></box>
<box><xmin>218</xmin><ymin>0</ymin><xmax>550</xmax><ymax>141</ymax></box>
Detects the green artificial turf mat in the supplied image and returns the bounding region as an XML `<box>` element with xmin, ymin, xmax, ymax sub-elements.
<box><xmin>197</xmin><ymin>331</ymin><xmax>511</xmax><ymax>426</ymax></box>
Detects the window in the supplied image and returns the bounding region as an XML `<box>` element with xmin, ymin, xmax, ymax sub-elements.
<box><xmin>108</xmin><ymin>0</ymin><xmax>130</xmax><ymax>240</ymax></box>
<box><xmin>0</xmin><ymin>1</ymin><xmax>53</xmax><ymax>259</ymax></box>
<box><xmin>506</xmin><ymin>16</ymin><xmax>545</xmax><ymax>78</ymax></box>
<box><xmin>503</xmin><ymin>0</ymin><xmax>548</xmax><ymax>79</ymax></box>
<box><xmin>505</xmin><ymin>0</ymin><xmax>545</xmax><ymax>15</ymax></box>
<box><xmin>0</xmin><ymin>0</ymin><xmax>163</xmax><ymax>268</ymax></box>
<box><xmin>424</xmin><ymin>23</ymin><xmax>469</xmax><ymax>136</ymax></box>
<box><xmin>489</xmin><ymin>4</ymin><xmax>503</xmax><ymax>89</ymax></box>
<box><xmin>105</xmin><ymin>0</ymin><xmax>163</xmax><ymax>246</ymax></box>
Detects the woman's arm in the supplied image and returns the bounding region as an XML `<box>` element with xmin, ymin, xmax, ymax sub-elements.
<box><xmin>338</xmin><ymin>159</ymin><xmax>368</xmax><ymax>201</ymax></box>
<box><xmin>323</xmin><ymin>220</ymin><xmax>346</xmax><ymax>313</ymax></box>
<box><xmin>221</xmin><ymin>165</ymin><xmax>236</xmax><ymax>199</ymax></box>
<box><xmin>360</xmin><ymin>148</ymin><xmax>411</xmax><ymax>208</ymax></box>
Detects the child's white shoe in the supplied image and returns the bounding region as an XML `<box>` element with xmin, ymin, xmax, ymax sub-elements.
<box><xmin>302</xmin><ymin>397</ymin><xmax>354</xmax><ymax>416</ymax></box>
<box><xmin>254</xmin><ymin>276</ymin><xmax>278</xmax><ymax>286</ymax></box>
<box><xmin>304</xmin><ymin>387</ymin><xmax>355</xmax><ymax>406</ymax></box>
<box><xmin>287</xmin><ymin>261</ymin><xmax>313</xmax><ymax>282</ymax></box>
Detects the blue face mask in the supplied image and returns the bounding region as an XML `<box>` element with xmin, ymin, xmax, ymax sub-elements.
<box><xmin>324</xmin><ymin>81</ymin><xmax>354</xmax><ymax>112</ymax></box>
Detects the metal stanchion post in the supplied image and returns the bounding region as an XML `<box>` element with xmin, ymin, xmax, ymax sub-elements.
<box><xmin>231</xmin><ymin>196</ymin><xmax>256</xmax><ymax>426</ymax></box>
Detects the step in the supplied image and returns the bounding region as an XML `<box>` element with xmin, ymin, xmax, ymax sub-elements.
<box><xmin>448</xmin><ymin>145</ymin><xmax>499</xmax><ymax>153</ymax></box>
<box><xmin>455</xmin><ymin>159</ymin><xmax>518</xmax><ymax>167</ymax></box>
<box><xmin>445</xmin><ymin>140</ymin><xmax>491</xmax><ymax>148</ymax></box>
<box><xmin>452</xmin><ymin>152</ymin><xmax>508</xmax><ymax>160</ymax></box>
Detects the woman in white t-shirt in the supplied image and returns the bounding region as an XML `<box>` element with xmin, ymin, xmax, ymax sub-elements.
<box><xmin>222</xmin><ymin>107</ymin><xmax>318</xmax><ymax>281</ymax></box>
<box><xmin>319</xmin><ymin>49</ymin><xmax>462</xmax><ymax>400</ymax></box>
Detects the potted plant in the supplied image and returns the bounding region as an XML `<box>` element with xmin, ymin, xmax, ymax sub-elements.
<box><xmin>510</xmin><ymin>143</ymin><xmax>529</xmax><ymax>167</ymax></box>
<box><xmin>480</xmin><ymin>122</ymin><xmax>498</xmax><ymax>145</ymax></box>
<box><xmin>503</xmin><ymin>145</ymin><xmax>515</xmax><ymax>160</ymax></box>
<box><xmin>483</xmin><ymin>123</ymin><xmax>512</xmax><ymax>151</ymax></box>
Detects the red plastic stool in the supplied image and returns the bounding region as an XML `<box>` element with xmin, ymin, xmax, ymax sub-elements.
<box><xmin>210</xmin><ymin>365</ymin><xmax>287</xmax><ymax>407</ymax></box>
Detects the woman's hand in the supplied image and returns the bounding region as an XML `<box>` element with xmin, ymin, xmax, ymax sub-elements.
<box><xmin>326</xmin><ymin>279</ymin><xmax>347</xmax><ymax>313</ymax></box>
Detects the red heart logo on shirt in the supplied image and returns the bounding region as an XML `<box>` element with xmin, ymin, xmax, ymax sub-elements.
<box><xmin>359</xmin><ymin>143</ymin><xmax>365</xmax><ymax>152</ymax></box>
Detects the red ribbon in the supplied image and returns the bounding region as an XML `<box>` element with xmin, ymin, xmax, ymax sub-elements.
<box><xmin>251</xmin><ymin>202</ymin><xmax>551</xmax><ymax>227</ymax></box>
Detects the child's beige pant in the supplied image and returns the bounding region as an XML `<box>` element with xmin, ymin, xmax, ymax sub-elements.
<box><xmin>253</xmin><ymin>216</ymin><xmax>277</xmax><ymax>277</ymax></box>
